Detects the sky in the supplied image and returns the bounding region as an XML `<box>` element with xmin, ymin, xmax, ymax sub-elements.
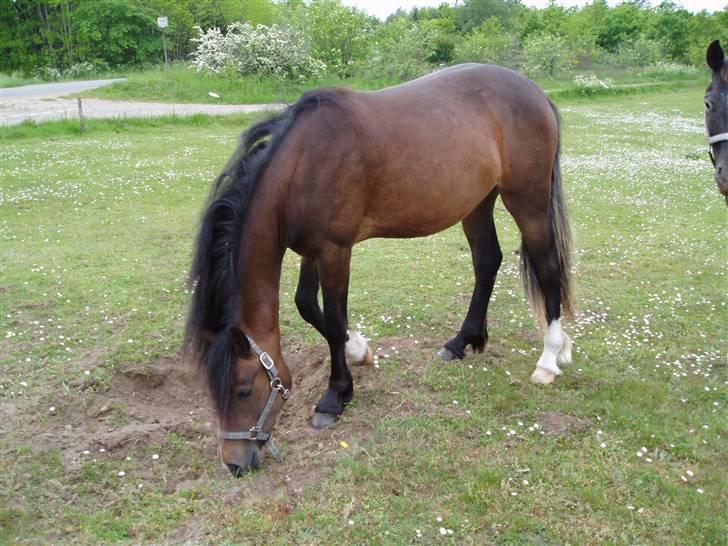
<box><xmin>341</xmin><ymin>0</ymin><xmax>726</xmax><ymax>19</ymax></box>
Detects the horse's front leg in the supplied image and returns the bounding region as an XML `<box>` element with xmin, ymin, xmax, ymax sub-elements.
<box><xmin>312</xmin><ymin>246</ymin><xmax>355</xmax><ymax>430</ymax></box>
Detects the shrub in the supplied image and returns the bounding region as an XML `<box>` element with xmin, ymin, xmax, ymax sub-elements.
<box><xmin>572</xmin><ymin>74</ymin><xmax>613</xmax><ymax>96</ymax></box>
<box><xmin>190</xmin><ymin>23</ymin><xmax>326</xmax><ymax>80</ymax></box>
<box><xmin>522</xmin><ymin>33</ymin><xmax>572</xmax><ymax>78</ymax></box>
<box><xmin>454</xmin><ymin>17</ymin><xmax>516</xmax><ymax>67</ymax></box>
<box><xmin>64</xmin><ymin>62</ymin><xmax>98</xmax><ymax>78</ymax></box>
<box><xmin>31</xmin><ymin>66</ymin><xmax>63</xmax><ymax>81</ymax></box>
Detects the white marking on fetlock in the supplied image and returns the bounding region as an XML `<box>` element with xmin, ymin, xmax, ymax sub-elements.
<box><xmin>534</xmin><ymin>319</ymin><xmax>565</xmax><ymax>378</ymax></box>
<box><xmin>558</xmin><ymin>331</ymin><xmax>573</xmax><ymax>365</ymax></box>
<box><xmin>345</xmin><ymin>330</ymin><xmax>369</xmax><ymax>365</ymax></box>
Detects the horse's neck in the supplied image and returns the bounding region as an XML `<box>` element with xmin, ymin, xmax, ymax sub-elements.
<box><xmin>237</xmin><ymin>194</ymin><xmax>285</xmax><ymax>345</ymax></box>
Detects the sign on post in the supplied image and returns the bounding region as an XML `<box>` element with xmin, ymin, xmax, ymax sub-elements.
<box><xmin>157</xmin><ymin>16</ymin><xmax>169</xmax><ymax>66</ymax></box>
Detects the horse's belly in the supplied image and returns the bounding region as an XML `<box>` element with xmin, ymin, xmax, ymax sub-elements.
<box><xmin>357</xmin><ymin>179</ymin><xmax>493</xmax><ymax>241</ymax></box>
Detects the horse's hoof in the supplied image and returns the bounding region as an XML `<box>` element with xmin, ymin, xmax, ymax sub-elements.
<box><xmin>530</xmin><ymin>367</ymin><xmax>557</xmax><ymax>385</ymax></box>
<box><xmin>312</xmin><ymin>412</ymin><xmax>338</xmax><ymax>430</ymax></box>
<box><xmin>438</xmin><ymin>347</ymin><xmax>456</xmax><ymax>361</ymax></box>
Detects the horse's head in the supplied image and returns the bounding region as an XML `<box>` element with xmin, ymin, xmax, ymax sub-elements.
<box><xmin>208</xmin><ymin>327</ymin><xmax>291</xmax><ymax>477</ymax></box>
<box><xmin>706</xmin><ymin>40</ymin><xmax>728</xmax><ymax>203</ymax></box>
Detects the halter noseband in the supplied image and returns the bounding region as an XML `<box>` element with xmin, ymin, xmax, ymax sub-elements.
<box><xmin>217</xmin><ymin>335</ymin><xmax>290</xmax><ymax>462</ymax></box>
<box><xmin>707</xmin><ymin>132</ymin><xmax>728</xmax><ymax>166</ymax></box>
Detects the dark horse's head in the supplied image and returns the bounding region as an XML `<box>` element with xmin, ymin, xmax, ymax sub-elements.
<box><xmin>705</xmin><ymin>40</ymin><xmax>728</xmax><ymax>204</ymax></box>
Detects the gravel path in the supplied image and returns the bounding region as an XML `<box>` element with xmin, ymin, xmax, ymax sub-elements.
<box><xmin>0</xmin><ymin>97</ymin><xmax>285</xmax><ymax>125</ymax></box>
<box><xmin>1</xmin><ymin>96</ymin><xmax>283</xmax><ymax>126</ymax></box>
<box><xmin>1</xmin><ymin>79</ymin><xmax>284</xmax><ymax>126</ymax></box>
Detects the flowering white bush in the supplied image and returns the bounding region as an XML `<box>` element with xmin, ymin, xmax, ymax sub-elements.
<box><xmin>574</xmin><ymin>74</ymin><xmax>612</xmax><ymax>95</ymax></box>
<box><xmin>190</xmin><ymin>23</ymin><xmax>326</xmax><ymax>80</ymax></box>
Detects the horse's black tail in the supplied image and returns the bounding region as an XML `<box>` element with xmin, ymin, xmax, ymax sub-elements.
<box><xmin>520</xmin><ymin>100</ymin><xmax>574</xmax><ymax>326</ymax></box>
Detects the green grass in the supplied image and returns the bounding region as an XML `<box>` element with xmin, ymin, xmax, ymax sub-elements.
<box><xmin>0</xmin><ymin>72</ymin><xmax>42</xmax><ymax>88</ymax></box>
<box><xmin>1</xmin><ymin>85</ymin><xmax>726</xmax><ymax>544</ymax></box>
<box><xmin>0</xmin><ymin>112</ymin><xmax>268</xmax><ymax>141</ymax></box>
<box><xmin>78</xmin><ymin>62</ymin><xmax>707</xmax><ymax>106</ymax></box>
<box><xmin>79</xmin><ymin>63</ymin><xmax>403</xmax><ymax>104</ymax></box>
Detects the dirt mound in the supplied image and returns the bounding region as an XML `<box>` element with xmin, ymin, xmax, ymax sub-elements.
<box><xmin>538</xmin><ymin>411</ymin><xmax>590</xmax><ymax>436</ymax></box>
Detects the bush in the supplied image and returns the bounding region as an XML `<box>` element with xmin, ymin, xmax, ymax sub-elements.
<box><xmin>190</xmin><ymin>23</ymin><xmax>326</xmax><ymax>80</ymax></box>
<box><xmin>64</xmin><ymin>62</ymin><xmax>98</xmax><ymax>79</ymax></box>
<box><xmin>283</xmin><ymin>0</ymin><xmax>374</xmax><ymax>78</ymax></box>
<box><xmin>616</xmin><ymin>37</ymin><xmax>663</xmax><ymax>67</ymax></box>
<box><xmin>454</xmin><ymin>17</ymin><xmax>516</xmax><ymax>67</ymax></box>
<box><xmin>31</xmin><ymin>66</ymin><xmax>63</xmax><ymax>81</ymax></box>
<box><xmin>640</xmin><ymin>62</ymin><xmax>701</xmax><ymax>80</ymax></box>
<box><xmin>572</xmin><ymin>74</ymin><xmax>612</xmax><ymax>96</ymax></box>
<box><xmin>522</xmin><ymin>33</ymin><xmax>572</xmax><ymax>78</ymax></box>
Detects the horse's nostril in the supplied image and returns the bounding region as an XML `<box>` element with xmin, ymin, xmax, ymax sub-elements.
<box><xmin>226</xmin><ymin>463</ymin><xmax>244</xmax><ymax>477</ymax></box>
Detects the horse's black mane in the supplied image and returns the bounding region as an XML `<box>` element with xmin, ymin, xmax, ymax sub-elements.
<box><xmin>185</xmin><ymin>89</ymin><xmax>345</xmax><ymax>417</ymax></box>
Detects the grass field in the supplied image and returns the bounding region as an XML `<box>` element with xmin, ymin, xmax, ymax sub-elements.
<box><xmin>1</xmin><ymin>83</ymin><xmax>726</xmax><ymax>544</ymax></box>
<box><xmin>75</xmin><ymin>62</ymin><xmax>706</xmax><ymax>105</ymax></box>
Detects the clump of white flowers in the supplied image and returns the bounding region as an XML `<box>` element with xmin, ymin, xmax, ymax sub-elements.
<box><xmin>573</xmin><ymin>74</ymin><xmax>613</xmax><ymax>95</ymax></box>
<box><xmin>190</xmin><ymin>23</ymin><xmax>326</xmax><ymax>80</ymax></box>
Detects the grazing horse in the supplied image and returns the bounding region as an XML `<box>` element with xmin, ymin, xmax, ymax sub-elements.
<box><xmin>185</xmin><ymin>64</ymin><xmax>574</xmax><ymax>475</ymax></box>
<box><xmin>705</xmin><ymin>40</ymin><xmax>728</xmax><ymax>204</ymax></box>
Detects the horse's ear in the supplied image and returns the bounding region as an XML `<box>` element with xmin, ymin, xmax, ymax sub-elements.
<box><xmin>707</xmin><ymin>40</ymin><xmax>724</xmax><ymax>72</ymax></box>
<box><xmin>228</xmin><ymin>327</ymin><xmax>250</xmax><ymax>357</ymax></box>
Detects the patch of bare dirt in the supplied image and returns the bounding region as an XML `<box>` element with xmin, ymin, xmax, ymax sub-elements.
<box><xmin>538</xmin><ymin>411</ymin><xmax>590</xmax><ymax>436</ymax></box>
<box><xmin>7</xmin><ymin>337</ymin><xmax>447</xmax><ymax>502</ymax></box>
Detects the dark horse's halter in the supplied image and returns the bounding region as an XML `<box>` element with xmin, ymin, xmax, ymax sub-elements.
<box><xmin>707</xmin><ymin>131</ymin><xmax>728</xmax><ymax>166</ymax></box>
<box><xmin>217</xmin><ymin>335</ymin><xmax>290</xmax><ymax>462</ymax></box>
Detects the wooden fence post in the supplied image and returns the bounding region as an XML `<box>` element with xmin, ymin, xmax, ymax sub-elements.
<box><xmin>77</xmin><ymin>98</ymin><xmax>85</xmax><ymax>134</ymax></box>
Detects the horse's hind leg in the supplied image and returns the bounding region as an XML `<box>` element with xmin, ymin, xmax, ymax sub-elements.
<box><xmin>295</xmin><ymin>256</ymin><xmax>373</xmax><ymax>367</ymax></box>
<box><xmin>501</xmin><ymin>194</ymin><xmax>573</xmax><ymax>385</ymax></box>
<box><xmin>440</xmin><ymin>190</ymin><xmax>502</xmax><ymax>360</ymax></box>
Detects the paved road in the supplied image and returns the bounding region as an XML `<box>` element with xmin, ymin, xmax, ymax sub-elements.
<box><xmin>1</xmin><ymin>78</ymin><xmax>127</xmax><ymax>100</ymax></box>
<box><xmin>0</xmin><ymin>78</ymin><xmax>283</xmax><ymax>126</ymax></box>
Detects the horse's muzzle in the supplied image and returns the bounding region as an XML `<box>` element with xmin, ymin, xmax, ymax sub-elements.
<box><xmin>221</xmin><ymin>441</ymin><xmax>262</xmax><ymax>476</ymax></box>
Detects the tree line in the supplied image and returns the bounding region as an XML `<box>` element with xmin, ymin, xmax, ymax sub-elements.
<box><xmin>1</xmin><ymin>0</ymin><xmax>725</xmax><ymax>80</ymax></box>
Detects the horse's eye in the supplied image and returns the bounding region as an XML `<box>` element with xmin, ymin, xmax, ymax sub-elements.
<box><xmin>235</xmin><ymin>386</ymin><xmax>253</xmax><ymax>399</ymax></box>
<box><xmin>705</xmin><ymin>101</ymin><xmax>712</xmax><ymax>110</ymax></box>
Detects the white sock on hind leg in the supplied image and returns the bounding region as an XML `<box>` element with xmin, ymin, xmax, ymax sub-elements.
<box><xmin>531</xmin><ymin>319</ymin><xmax>568</xmax><ymax>384</ymax></box>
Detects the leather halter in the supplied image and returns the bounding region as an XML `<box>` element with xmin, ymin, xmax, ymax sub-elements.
<box><xmin>217</xmin><ymin>335</ymin><xmax>290</xmax><ymax>461</ymax></box>
<box><xmin>707</xmin><ymin>132</ymin><xmax>728</xmax><ymax>167</ymax></box>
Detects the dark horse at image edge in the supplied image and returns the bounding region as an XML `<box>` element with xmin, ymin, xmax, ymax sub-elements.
<box><xmin>185</xmin><ymin>63</ymin><xmax>575</xmax><ymax>475</ymax></box>
<box><xmin>705</xmin><ymin>40</ymin><xmax>728</xmax><ymax>204</ymax></box>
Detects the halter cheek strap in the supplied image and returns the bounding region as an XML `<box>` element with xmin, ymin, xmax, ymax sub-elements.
<box><xmin>217</xmin><ymin>335</ymin><xmax>290</xmax><ymax>462</ymax></box>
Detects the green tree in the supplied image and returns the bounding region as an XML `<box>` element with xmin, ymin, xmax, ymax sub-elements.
<box><xmin>280</xmin><ymin>0</ymin><xmax>374</xmax><ymax>77</ymax></box>
<box><xmin>73</xmin><ymin>0</ymin><xmax>161</xmax><ymax>66</ymax></box>
<box><xmin>522</xmin><ymin>33</ymin><xmax>571</xmax><ymax>78</ymax></box>
<box><xmin>648</xmin><ymin>2</ymin><xmax>692</xmax><ymax>62</ymax></box>
<box><xmin>455</xmin><ymin>17</ymin><xmax>515</xmax><ymax>66</ymax></box>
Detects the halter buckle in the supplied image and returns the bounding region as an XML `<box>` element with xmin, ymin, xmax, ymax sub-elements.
<box><xmin>259</xmin><ymin>352</ymin><xmax>275</xmax><ymax>370</ymax></box>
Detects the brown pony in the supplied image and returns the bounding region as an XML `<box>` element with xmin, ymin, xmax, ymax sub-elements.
<box><xmin>186</xmin><ymin>64</ymin><xmax>574</xmax><ymax>476</ymax></box>
<box><xmin>705</xmin><ymin>40</ymin><xmax>728</xmax><ymax>204</ymax></box>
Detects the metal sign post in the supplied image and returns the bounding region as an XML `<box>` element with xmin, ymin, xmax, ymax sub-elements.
<box><xmin>157</xmin><ymin>16</ymin><xmax>169</xmax><ymax>67</ymax></box>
